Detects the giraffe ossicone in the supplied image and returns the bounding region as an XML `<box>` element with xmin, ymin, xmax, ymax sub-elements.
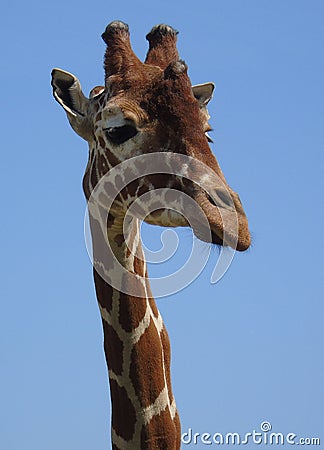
<box><xmin>52</xmin><ymin>20</ymin><xmax>250</xmax><ymax>450</ymax></box>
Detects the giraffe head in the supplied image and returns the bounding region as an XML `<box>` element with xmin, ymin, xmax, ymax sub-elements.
<box><xmin>52</xmin><ymin>21</ymin><xmax>250</xmax><ymax>251</ymax></box>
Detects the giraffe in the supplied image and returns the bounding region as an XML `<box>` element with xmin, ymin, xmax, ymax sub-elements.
<box><xmin>51</xmin><ymin>21</ymin><xmax>250</xmax><ymax>450</ymax></box>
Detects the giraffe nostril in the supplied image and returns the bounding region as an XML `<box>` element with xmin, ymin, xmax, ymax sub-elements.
<box><xmin>207</xmin><ymin>193</ymin><xmax>217</xmax><ymax>207</ymax></box>
<box><xmin>207</xmin><ymin>189</ymin><xmax>233</xmax><ymax>209</ymax></box>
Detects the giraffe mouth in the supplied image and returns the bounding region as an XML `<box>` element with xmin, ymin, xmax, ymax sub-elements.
<box><xmin>194</xmin><ymin>216</ymin><xmax>250</xmax><ymax>252</ymax></box>
<box><xmin>192</xmin><ymin>189</ymin><xmax>251</xmax><ymax>252</ymax></box>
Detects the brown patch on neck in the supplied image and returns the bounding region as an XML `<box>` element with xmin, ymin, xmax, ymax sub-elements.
<box><xmin>118</xmin><ymin>292</ymin><xmax>147</xmax><ymax>333</ymax></box>
<box><xmin>141</xmin><ymin>407</ymin><xmax>179</xmax><ymax>449</ymax></box>
<box><xmin>110</xmin><ymin>378</ymin><xmax>136</xmax><ymax>441</ymax></box>
<box><xmin>129</xmin><ymin>319</ymin><xmax>166</xmax><ymax>408</ymax></box>
<box><xmin>103</xmin><ymin>323</ymin><xmax>124</xmax><ymax>375</ymax></box>
<box><xmin>93</xmin><ymin>268</ymin><xmax>113</xmax><ymax>313</ymax></box>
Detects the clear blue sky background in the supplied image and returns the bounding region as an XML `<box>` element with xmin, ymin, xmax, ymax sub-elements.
<box><xmin>1</xmin><ymin>1</ymin><xmax>323</xmax><ymax>449</ymax></box>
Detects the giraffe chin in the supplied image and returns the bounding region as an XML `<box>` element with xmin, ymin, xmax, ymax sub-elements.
<box><xmin>192</xmin><ymin>225</ymin><xmax>250</xmax><ymax>252</ymax></box>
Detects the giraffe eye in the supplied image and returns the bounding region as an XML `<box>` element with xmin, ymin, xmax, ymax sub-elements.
<box><xmin>104</xmin><ymin>125</ymin><xmax>138</xmax><ymax>145</ymax></box>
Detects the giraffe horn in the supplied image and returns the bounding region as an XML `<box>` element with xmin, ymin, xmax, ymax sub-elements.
<box><xmin>145</xmin><ymin>24</ymin><xmax>180</xmax><ymax>69</ymax></box>
<box><xmin>102</xmin><ymin>21</ymin><xmax>141</xmax><ymax>84</ymax></box>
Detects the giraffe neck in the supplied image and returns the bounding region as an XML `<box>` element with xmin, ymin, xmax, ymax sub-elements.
<box><xmin>89</xmin><ymin>214</ymin><xmax>181</xmax><ymax>449</ymax></box>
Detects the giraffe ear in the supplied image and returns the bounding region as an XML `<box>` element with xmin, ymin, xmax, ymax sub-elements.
<box><xmin>192</xmin><ymin>83</ymin><xmax>215</xmax><ymax>141</ymax></box>
<box><xmin>192</xmin><ymin>82</ymin><xmax>215</xmax><ymax>106</ymax></box>
<box><xmin>51</xmin><ymin>68</ymin><xmax>92</xmax><ymax>140</ymax></box>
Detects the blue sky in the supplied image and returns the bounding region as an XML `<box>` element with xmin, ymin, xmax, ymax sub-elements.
<box><xmin>1</xmin><ymin>1</ymin><xmax>323</xmax><ymax>449</ymax></box>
